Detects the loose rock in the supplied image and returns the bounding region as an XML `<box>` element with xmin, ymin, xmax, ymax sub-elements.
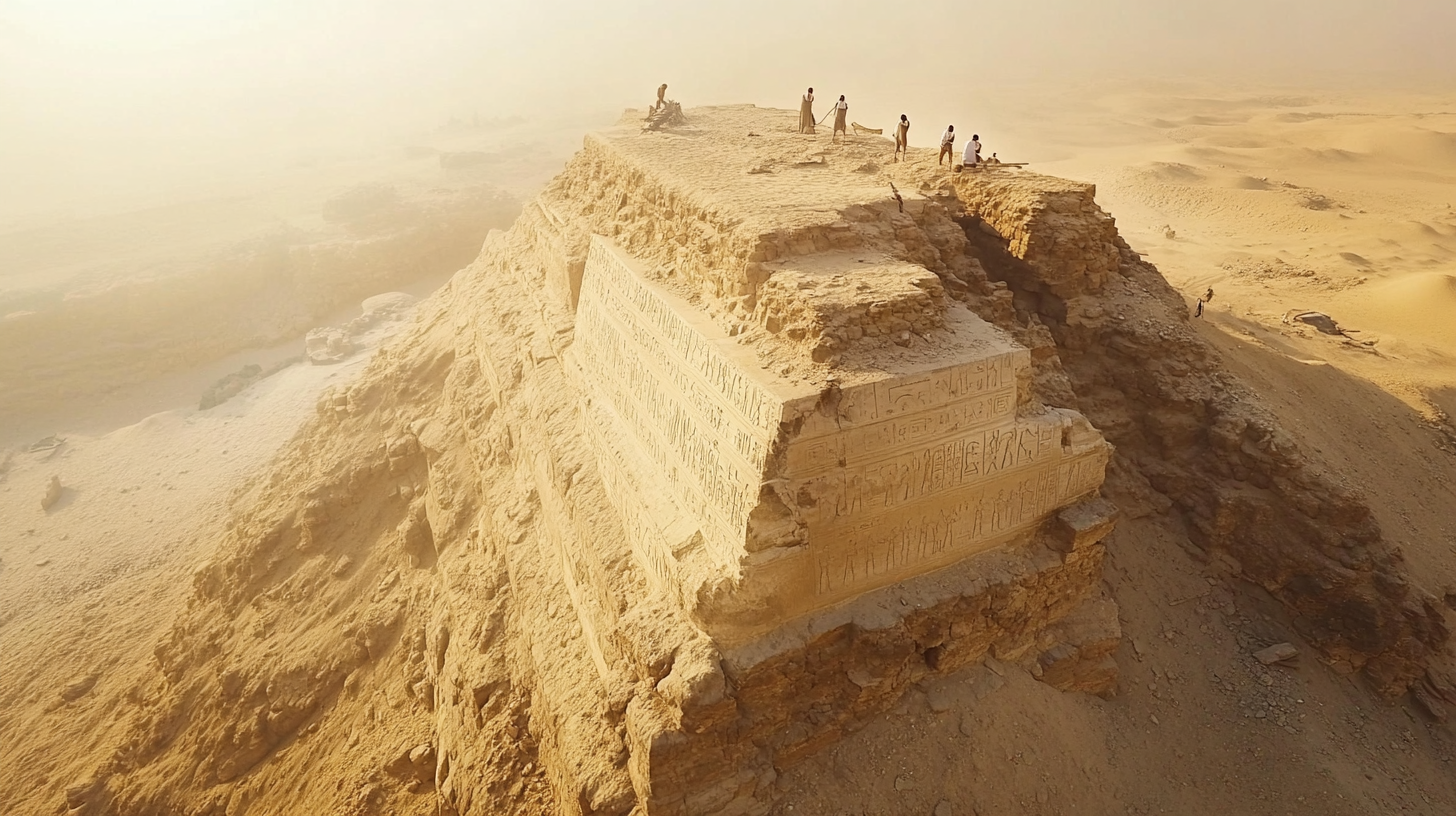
<box><xmin>41</xmin><ymin>475</ymin><xmax>63</xmax><ymax>511</ymax></box>
<box><xmin>1253</xmin><ymin>643</ymin><xmax>1299</xmax><ymax>666</ymax></box>
<box><xmin>61</xmin><ymin>673</ymin><xmax>99</xmax><ymax>702</ymax></box>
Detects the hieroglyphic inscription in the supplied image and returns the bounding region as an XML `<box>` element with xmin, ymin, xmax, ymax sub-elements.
<box><xmin>813</xmin><ymin>452</ymin><xmax>1107</xmax><ymax>594</ymax></box>
<box><xmin>802</xmin><ymin>419</ymin><xmax>1063</xmax><ymax>525</ymax></box>
<box><xmin>575</xmin><ymin>238</ymin><xmax>1109</xmax><ymax>607</ymax></box>
<box><xmin>576</xmin><ymin>300</ymin><xmax>754</xmax><ymax>542</ymax></box>
<box><xmin>830</xmin><ymin>356</ymin><xmax>1019</xmax><ymax>425</ymax></box>
<box><xmin>576</xmin><ymin>238</ymin><xmax>782</xmax><ymax>545</ymax></box>
<box><xmin>581</xmin><ymin>400</ymin><xmax>682</xmax><ymax>596</ymax></box>
<box><xmin>584</xmin><ymin>239</ymin><xmax>781</xmax><ymax>434</ymax></box>
<box><xmin>788</xmin><ymin>387</ymin><xmax>1019</xmax><ymax>474</ymax></box>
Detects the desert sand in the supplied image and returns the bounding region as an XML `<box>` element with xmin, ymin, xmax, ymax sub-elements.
<box><xmin>1</xmin><ymin>88</ymin><xmax>1454</xmax><ymax>816</ymax></box>
<box><xmin>1024</xmin><ymin>86</ymin><xmax>1456</xmax><ymax>418</ymax></box>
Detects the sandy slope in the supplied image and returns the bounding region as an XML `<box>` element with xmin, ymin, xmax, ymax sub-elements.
<box><xmin>0</xmin><ymin>313</ymin><xmax>406</xmax><ymax>810</ymax></box>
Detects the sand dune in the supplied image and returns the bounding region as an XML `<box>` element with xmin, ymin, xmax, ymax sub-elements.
<box><xmin>1013</xmin><ymin>83</ymin><xmax>1454</xmax><ymax>440</ymax></box>
<box><xmin>1336</xmin><ymin>271</ymin><xmax>1456</xmax><ymax>352</ymax></box>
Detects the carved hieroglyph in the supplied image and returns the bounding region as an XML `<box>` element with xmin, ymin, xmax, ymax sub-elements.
<box><xmin>574</xmin><ymin>237</ymin><xmax>1110</xmax><ymax>639</ymax></box>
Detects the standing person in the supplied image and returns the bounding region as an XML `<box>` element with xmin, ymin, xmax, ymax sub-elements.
<box><xmin>799</xmin><ymin>88</ymin><xmax>816</xmax><ymax>134</ymax></box>
<box><xmin>832</xmin><ymin>95</ymin><xmax>849</xmax><ymax>142</ymax></box>
<box><xmin>963</xmin><ymin>133</ymin><xmax>982</xmax><ymax>168</ymax></box>
<box><xmin>938</xmin><ymin>125</ymin><xmax>956</xmax><ymax>165</ymax></box>
<box><xmin>894</xmin><ymin>114</ymin><xmax>910</xmax><ymax>159</ymax></box>
<box><xmin>654</xmin><ymin>83</ymin><xmax>668</xmax><ymax>111</ymax></box>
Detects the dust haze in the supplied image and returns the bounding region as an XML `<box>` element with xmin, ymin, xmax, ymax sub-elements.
<box><xmin>4</xmin><ymin>0</ymin><xmax>1454</xmax><ymax>221</ymax></box>
<box><xmin>4</xmin><ymin>3</ymin><xmax>1456</xmax><ymax>816</ymax></box>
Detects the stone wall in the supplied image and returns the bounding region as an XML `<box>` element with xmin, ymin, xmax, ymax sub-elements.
<box><xmin>572</xmin><ymin>236</ymin><xmax>1112</xmax><ymax>645</ymax></box>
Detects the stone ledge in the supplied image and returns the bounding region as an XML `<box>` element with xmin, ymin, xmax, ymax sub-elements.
<box><xmin>1053</xmin><ymin>496</ymin><xmax>1120</xmax><ymax>553</ymax></box>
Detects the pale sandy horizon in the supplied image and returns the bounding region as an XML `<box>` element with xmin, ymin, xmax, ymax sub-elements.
<box><xmin>4</xmin><ymin>0</ymin><xmax>1456</xmax><ymax>222</ymax></box>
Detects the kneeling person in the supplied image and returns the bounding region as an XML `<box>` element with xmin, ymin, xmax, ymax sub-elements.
<box><xmin>963</xmin><ymin>133</ymin><xmax>982</xmax><ymax>168</ymax></box>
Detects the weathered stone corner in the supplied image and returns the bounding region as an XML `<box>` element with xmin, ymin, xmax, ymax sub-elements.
<box><xmin>1053</xmin><ymin>496</ymin><xmax>1120</xmax><ymax>553</ymax></box>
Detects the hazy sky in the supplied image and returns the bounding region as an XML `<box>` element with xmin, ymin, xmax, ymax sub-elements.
<box><xmin>3</xmin><ymin>0</ymin><xmax>1454</xmax><ymax>219</ymax></box>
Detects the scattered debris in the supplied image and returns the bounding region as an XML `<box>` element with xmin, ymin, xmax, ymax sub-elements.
<box><xmin>199</xmin><ymin>357</ymin><xmax>301</xmax><ymax>409</ymax></box>
<box><xmin>306</xmin><ymin>328</ymin><xmax>356</xmax><ymax>365</ymax></box>
<box><xmin>642</xmin><ymin>101</ymin><xmax>686</xmax><ymax>132</ymax></box>
<box><xmin>384</xmin><ymin>742</ymin><xmax>436</xmax><ymax>786</ymax></box>
<box><xmin>305</xmin><ymin>292</ymin><xmax>418</xmax><ymax>366</ymax></box>
<box><xmin>1282</xmin><ymin>310</ymin><xmax>1342</xmax><ymax>335</ymax></box>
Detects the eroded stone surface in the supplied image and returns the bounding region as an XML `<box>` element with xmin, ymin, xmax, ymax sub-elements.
<box><xmin>574</xmin><ymin>236</ymin><xmax>1110</xmax><ymax>643</ymax></box>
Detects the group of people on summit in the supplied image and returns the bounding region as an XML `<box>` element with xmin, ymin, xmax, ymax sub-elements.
<box><xmin>798</xmin><ymin>88</ymin><xmax>982</xmax><ymax>167</ymax></box>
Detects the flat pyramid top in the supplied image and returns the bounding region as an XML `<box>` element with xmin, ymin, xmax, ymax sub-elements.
<box><xmin>597</xmin><ymin>105</ymin><xmax>918</xmax><ymax>234</ymax></box>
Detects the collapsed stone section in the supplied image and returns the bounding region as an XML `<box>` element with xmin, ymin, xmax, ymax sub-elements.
<box><xmin>750</xmin><ymin>258</ymin><xmax>945</xmax><ymax>361</ymax></box>
<box><xmin>945</xmin><ymin>165</ymin><xmax>1451</xmax><ymax>695</ymax></box>
<box><xmin>952</xmin><ymin>173</ymin><xmax>1121</xmax><ymax>298</ymax></box>
<box><xmin>573</xmin><ymin>236</ymin><xmax>1111</xmax><ymax>646</ymax></box>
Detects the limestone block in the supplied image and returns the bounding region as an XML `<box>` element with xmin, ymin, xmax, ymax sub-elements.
<box><xmin>1053</xmin><ymin>496</ymin><xmax>1119</xmax><ymax>553</ymax></box>
<box><xmin>574</xmin><ymin>236</ymin><xmax>1111</xmax><ymax>645</ymax></box>
<box><xmin>1035</xmin><ymin>596</ymin><xmax>1122</xmax><ymax>696</ymax></box>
